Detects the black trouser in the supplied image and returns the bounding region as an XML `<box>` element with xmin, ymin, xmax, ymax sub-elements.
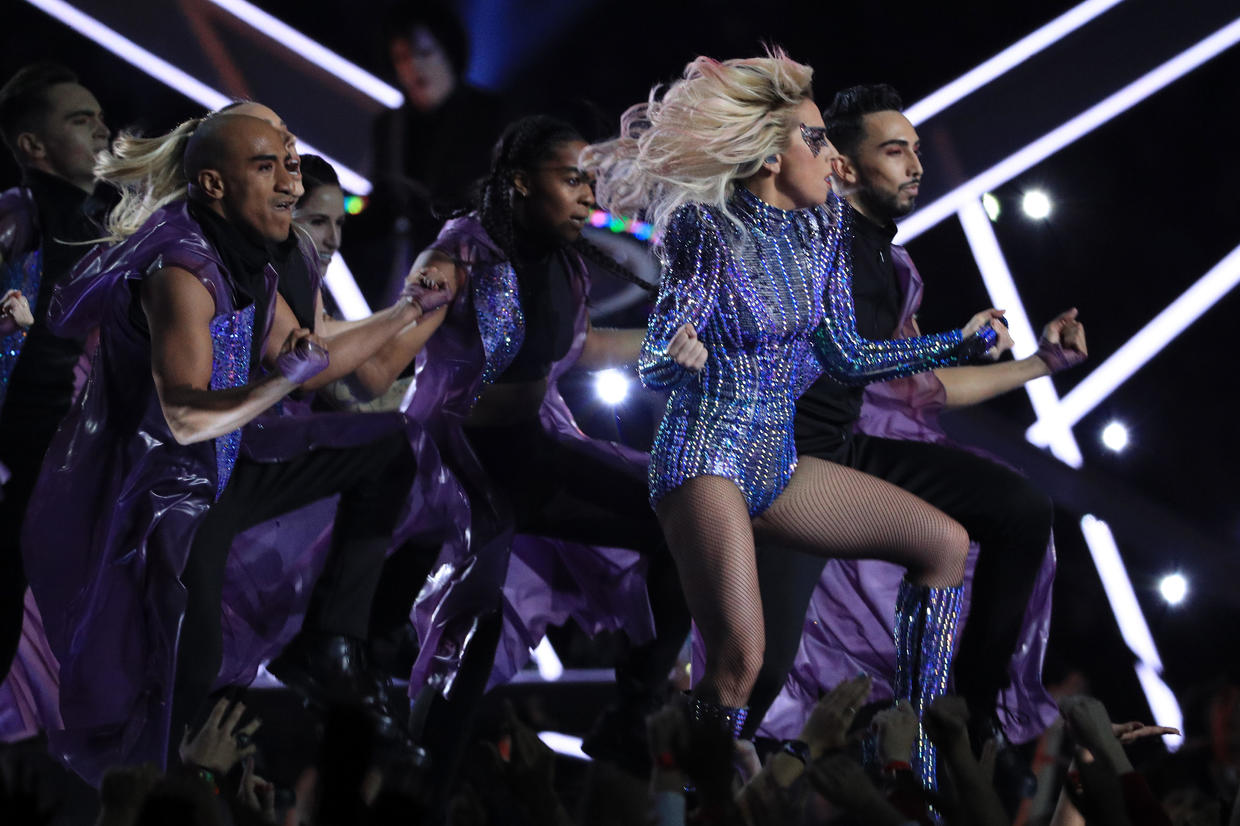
<box><xmin>418</xmin><ymin>422</ymin><xmax>691</xmax><ymax>790</ymax></box>
<box><xmin>743</xmin><ymin>432</ymin><xmax>1053</xmax><ymax>736</ymax></box>
<box><xmin>168</xmin><ymin>431</ymin><xmax>416</xmax><ymax>759</ymax></box>
<box><xmin>0</xmin><ymin>390</ymin><xmax>72</xmax><ymax>680</ymax></box>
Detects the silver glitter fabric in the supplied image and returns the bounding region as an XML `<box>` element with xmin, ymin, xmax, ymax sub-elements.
<box><xmin>0</xmin><ymin>249</ymin><xmax>41</xmax><ymax>412</ymax></box>
<box><xmin>894</xmin><ymin>577</ymin><xmax>964</xmax><ymax>793</ymax></box>
<box><xmin>641</xmin><ymin>189</ymin><xmax>978</xmax><ymax>516</ymax></box>
<box><xmin>470</xmin><ymin>258</ymin><xmax>525</xmax><ymax>384</ymax></box>
<box><xmin>208</xmin><ymin>304</ymin><xmax>255</xmax><ymax>499</ymax></box>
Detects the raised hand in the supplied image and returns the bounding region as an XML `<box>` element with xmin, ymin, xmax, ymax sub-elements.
<box><xmin>178</xmin><ymin>697</ymin><xmax>260</xmax><ymax>774</ymax></box>
<box><xmin>1111</xmin><ymin>720</ymin><xmax>1180</xmax><ymax>744</ymax></box>
<box><xmin>401</xmin><ymin>265</ymin><xmax>455</xmax><ymax>316</ymax></box>
<box><xmin>237</xmin><ymin>756</ymin><xmax>277</xmax><ymax>823</ymax></box>
<box><xmin>666</xmin><ymin>323</ymin><xmax>708</xmax><ymax>371</ymax></box>
<box><xmin>1037</xmin><ymin>308</ymin><xmax>1087</xmax><ymax>373</ymax></box>
<box><xmin>1059</xmin><ymin>695</ymin><xmax>1131</xmax><ymax>773</ymax></box>
<box><xmin>800</xmin><ymin>673</ymin><xmax>871</xmax><ymax>757</ymax></box>
<box><xmin>962</xmin><ymin>308</ymin><xmax>1006</xmax><ymax>339</ymax></box>
<box><xmin>872</xmin><ymin>699</ymin><xmax>918</xmax><ymax>765</ymax></box>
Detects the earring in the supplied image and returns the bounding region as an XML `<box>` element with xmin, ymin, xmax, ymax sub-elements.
<box><xmin>764</xmin><ymin>155</ymin><xmax>778</xmax><ymax>165</ymax></box>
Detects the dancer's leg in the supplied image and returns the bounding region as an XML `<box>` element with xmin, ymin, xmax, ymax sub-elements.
<box><xmin>848</xmin><ymin>434</ymin><xmax>1053</xmax><ymax>718</ymax></box>
<box><xmin>751</xmin><ymin>456</ymin><xmax>968</xmax><ymax>585</ymax></box>
<box><xmin>654</xmin><ymin>476</ymin><xmax>763</xmax><ymax>710</ymax></box>
<box><xmin>750</xmin><ymin>455</ymin><xmax>969</xmax><ymax>789</ymax></box>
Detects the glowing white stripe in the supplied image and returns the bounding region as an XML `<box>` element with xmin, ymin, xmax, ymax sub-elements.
<box><xmin>905</xmin><ymin>0</ymin><xmax>1124</xmax><ymax>124</ymax></box>
<box><xmin>205</xmin><ymin>0</ymin><xmax>404</xmax><ymax>108</ymax></box>
<box><xmin>1028</xmin><ymin>242</ymin><xmax>1240</xmax><ymax>445</ymax></box>
<box><xmin>957</xmin><ymin>200</ymin><xmax>1084</xmax><ymax>467</ymax></box>
<box><xmin>23</xmin><ymin>0</ymin><xmax>231</xmax><ymax>110</ymax></box>
<box><xmin>1080</xmin><ymin>515</ymin><xmax>1161</xmax><ymax>668</ymax></box>
<box><xmin>293</xmin><ymin>143</ymin><xmax>371</xmax><ymax>196</ymax></box>
<box><xmin>531</xmin><ymin>636</ymin><xmax>564</xmax><ymax>682</ymax></box>
<box><xmin>537</xmin><ymin>731</ymin><xmax>591</xmax><ymax>760</ymax></box>
<box><xmin>898</xmin><ymin>15</ymin><xmax>1240</xmax><ymax>243</ymax></box>
<box><xmin>1079</xmin><ymin>515</ymin><xmax>1182</xmax><ymax>750</ymax></box>
<box><xmin>1134</xmin><ymin>663</ymin><xmax>1185</xmax><ymax>750</ymax></box>
<box><xmin>25</xmin><ymin>0</ymin><xmax>374</xmax><ymax>195</ymax></box>
<box><xmin>323</xmin><ymin>253</ymin><xmax>371</xmax><ymax>320</ymax></box>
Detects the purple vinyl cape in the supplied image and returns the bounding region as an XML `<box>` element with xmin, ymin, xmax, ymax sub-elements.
<box><xmin>406</xmin><ymin>215</ymin><xmax>654</xmax><ymax>696</ymax></box>
<box><xmin>16</xmin><ymin>203</ymin><xmax>429</xmax><ymax>782</ymax></box>
<box><xmin>694</xmin><ymin>244</ymin><xmax>1059</xmax><ymax>744</ymax></box>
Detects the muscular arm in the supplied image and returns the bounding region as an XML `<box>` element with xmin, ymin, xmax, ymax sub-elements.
<box><xmin>313</xmin><ymin>250</ymin><xmax>459</xmax><ymax>398</ymax></box>
<box><xmin>143</xmin><ymin>266</ymin><xmax>296</xmax><ymax>445</ymax></box>
<box><xmin>574</xmin><ymin>322</ymin><xmax>644</xmax><ymax>371</ymax></box>
<box><xmin>935</xmin><ymin>355</ymin><xmax>1050</xmax><ymax>409</ymax></box>
<box><xmin>263</xmin><ymin>284</ymin><xmax>422</xmax><ymax>392</ymax></box>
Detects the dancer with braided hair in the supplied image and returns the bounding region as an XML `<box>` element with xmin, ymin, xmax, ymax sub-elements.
<box><xmin>404</xmin><ymin>114</ymin><xmax>691</xmax><ymax>790</ymax></box>
<box><xmin>584</xmin><ymin>50</ymin><xmax>1005</xmax><ymax>791</ymax></box>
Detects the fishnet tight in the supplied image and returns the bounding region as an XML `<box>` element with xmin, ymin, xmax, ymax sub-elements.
<box><xmin>657</xmin><ymin>455</ymin><xmax>968</xmax><ymax>707</ymax></box>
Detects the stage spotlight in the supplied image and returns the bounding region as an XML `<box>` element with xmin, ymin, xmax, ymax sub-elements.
<box><xmin>1159</xmin><ymin>573</ymin><xmax>1188</xmax><ymax>606</ymax></box>
<box><xmin>1101</xmin><ymin>420</ymin><xmax>1129</xmax><ymax>452</ymax></box>
<box><xmin>982</xmin><ymin>192</ymin><xmax>1001</xmax><ymax>221</ymax></box>
<box><xmin>1022</xmin><ymin>190</ymin><xmax>1052</xmax><ymax>219</ymax></box>
<box><xmin>595</xmin><ymin>369</ymin><xmax>630</xmax><ymax>405</ymax></box>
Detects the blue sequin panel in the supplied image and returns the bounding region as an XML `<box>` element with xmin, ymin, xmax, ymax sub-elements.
<box><xmin>0</xmin><ymin>249</ymin><xmax>41</xmax><ymax>414</ymax></box>
<box><xmin>470</xmin><ymin>259</ymin><xmax>524</xmax><ymax>384</ymax></box>
<box><xmin>208</xmin><ymin>304</ymin><xmax>255</xmax><ymax>499</ymax></box>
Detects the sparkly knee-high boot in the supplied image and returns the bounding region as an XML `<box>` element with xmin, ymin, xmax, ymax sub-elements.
<box><xmin>893</xmin><ymin>577</ymin><xmax>964</xmax><ymax>793</ymax></box>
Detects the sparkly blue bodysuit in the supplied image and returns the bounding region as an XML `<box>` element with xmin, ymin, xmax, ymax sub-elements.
<box><xmin>641</xmin><ymin>189</ymin><xmax>993</xmax><ymax>516</ymax></box>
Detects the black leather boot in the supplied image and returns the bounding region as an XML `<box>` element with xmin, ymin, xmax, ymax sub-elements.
<box><xmin>269</xmin><ymin>632</ymin><xmax>419</xmax><ymax>754</ymax></box>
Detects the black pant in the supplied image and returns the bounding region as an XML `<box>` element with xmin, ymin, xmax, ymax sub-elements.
<box><xmin>168</xmin><ymin>431</ymin><xmax>416</xmax><ymax>757</ymax></box>
<box><xmin>744</xmin><ymin>432</ymin><xmax>1052</xmax><ymax>736</ymax></box>
<box><xmin>0</xmin><ymin>391</ymin><xmax>73</xmax><ymax>679</ymax></box>
<box><xmin>418</xmin><ymin>422</ymin><xmax>690</xmax><ymax>791</ymax></box>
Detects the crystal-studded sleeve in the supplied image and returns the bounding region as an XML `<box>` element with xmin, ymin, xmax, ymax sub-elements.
<box><xmin>811</xmin><ymin>212</ymin><xmax>996</xmax><ymax>387</ymax></box>
<box><xmin>638</xmin><ymin>205</ymin><xmax>727</xmax><ymax>391</ymax></box>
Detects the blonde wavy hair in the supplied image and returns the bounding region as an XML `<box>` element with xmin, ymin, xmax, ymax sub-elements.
<box><xmin>582</xmin><ymin>47</ymin><xmax>813</xmax><ymax>249</ymax></box>
<box><xmin>95</xmin><ymin>117</ymin><xmax>204</xmax><ymax>240</ymax></box>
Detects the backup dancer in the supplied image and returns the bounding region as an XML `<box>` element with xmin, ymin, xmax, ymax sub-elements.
<box><xmin>585</xmin><ymin>51</ymin><xmax>1003</xmax><ymax>789</ymax></box>
<box><xmin>0</xmin><ymin>62</ymin><xmax>111</xmax><ymax>679</ymax></box>
<box><xmin>21</xmin><ymin>114</ymin><xmax>445</xmax><ymax>780</ymax></box>
<box><xmin>405</xmin><ymin>115</ymin><xmax>691</xmax><ymax>787</ymax></box>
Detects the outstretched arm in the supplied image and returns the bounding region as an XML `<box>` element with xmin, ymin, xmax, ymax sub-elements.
<box><xmin>262</xmin><ymin>280</ymin><xmax>426</xmax><ymax>392</ymax></box>
<box><xmin>144</xmin><ymin>266</ymin><xmax>301</xmax><ymax>445</ymax></box>
<box><xmin>315</xmin><ymin>250</ymin><xmax>459</xmax><ymax>398</ymax></box>
<box><xmin>813</xmin><ymin>211</ymin><xmax>1001</xmax><ymax>385</ymax></box>
<box><xmin>935</xmin><ymin>308</ymin><xmax>1087</xmax><ymax>408</ymax></box>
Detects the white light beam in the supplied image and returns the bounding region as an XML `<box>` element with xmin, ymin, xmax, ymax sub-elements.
<box><xmin>205</xmin><ymin>0</ymin><xmax>404</xmax><ymax>108</ymax></box>
<box><xmin>1029</xmin><ymin>242</ymin><xmax>1240</xmax><ymax>445</ymax></box>
<box><xmin>957</xmin><ymin>199</ymin><xmax>1084</xmax><ymax>466</ymax></box>
<box><xmin>24</xmin><ymin>0</ymin><xmax>375</xmax><ymax>195</ymax></box>
<box><xmin>898</xmin><ymin>15</ymin><xmax>1240</xmax><ymax>243</ymax></box>
<box><xmin>905</xmin><ymin>0</ymin><xmax>1125</xmax><ymax>124</ymax></box>
<box><xmin>1080</xmin><ymin>515</ymin><xmax>1183</xmax><ymax>750</ymax></box>
<box><xmin>323</xmin><ymin>253</ymin><xmax>372</xmax><ymax>320</ymax></box>
<box><xmin>24</xmin><ymin>0</ymin><xmax>231</xmax><ymax>110</ymax></box>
